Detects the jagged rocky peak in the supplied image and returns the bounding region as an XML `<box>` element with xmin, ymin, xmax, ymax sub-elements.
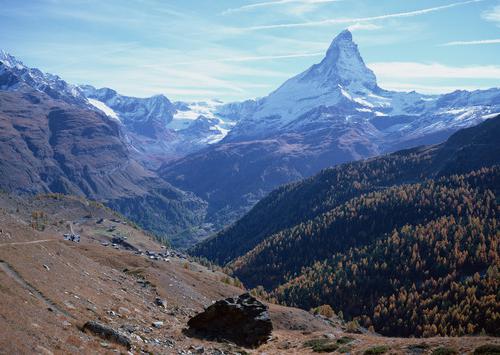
<box><xmin>79</xmin><ymin>84</ymin><xmax>118</xmax><ymax>101</ymax></box>
<box><xmin>0</xmin><ymin>50</ymin><xmax>24</xmax><ymax>69</ymax></box>
<box><xmin>0</xmin><ymin>49</ymin><xmax>88</xmax><ymax>105</ymax></box>
<box><xmin>302</xmin><ymin>29</ymin><xmax>378</xmax><ymax>91</ymax></box>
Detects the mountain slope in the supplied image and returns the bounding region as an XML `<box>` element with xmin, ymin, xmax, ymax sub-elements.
<box><xmin>190</xmin><ymin>115</ymin><xmax>500</xmax><ymax>264</ymax></box>
<box><xmin>273</xmin><ymin>169</ymin><xmax>499</xmax><ymax>337</ymax></box>
<box><xmin>0</xmin><ymin>56</ymin><xmax>207</xmax><ymax>246</ymax></box>
<box><xmin>231</xmin><ymin>167</ymin><xmax>499</xmax><ymax>289</ymax></box>
<box><xmin>81</xmin><ymin>85</ymin><xmax>237</xmax><ymax>168</ymax></box>
<box><xmin>80</xmin><ymin>85</ymin><xmax>175</xmax><ymax>139</ymax></box>
<box><xmin>191</xmin><ymin>117</ymin><xmax>500</xmax><ymax>337</ymax></box>
<box><xmin>0</xmin><ymin>50</ymin><xmax>87</xmax><ymax>105</ymax></box>
<box><xmin>2</xmin><ymin>192</ymin><xmax>497</xmax><ymax>353</ymax></box>
<box><xmin>161</xmin><ymin>30</ymin><xmax>500</xmax><ymax>235</ymax></box>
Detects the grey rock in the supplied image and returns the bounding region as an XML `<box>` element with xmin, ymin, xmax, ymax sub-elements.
<box><xmin>155</xmin><ymin>297</ymin><xmax>167</xmax><ymax>307</ymax></box>
<box><xmin>152</xmin><ymin>321</ymin><xmax>164</xmax><ymax>328</ymax></box>
<box><xmin>187</xmin><ymin>293</ymin><xmax>272</xmax><ymax>348</ymax></box>
<box><xmin>82</xmin><ymin>321</ymin><xmax>131</xmax><ymax>349</ymax></box>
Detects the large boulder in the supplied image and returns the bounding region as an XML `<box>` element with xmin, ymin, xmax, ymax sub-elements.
<box><xmin>187</xmin><ymin>293</ymin><xmax>273</xmax><ymax>348</ymax></box>
<box><xmin>82</xmin><ymin>321</ymin><xmax>131</xmax><ymax>349</ymax></box>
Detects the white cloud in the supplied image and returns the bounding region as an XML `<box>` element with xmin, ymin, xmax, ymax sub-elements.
<box><xmin>441</xmin><ymin>39</ymin><xmax>500</xmax><ymax>46</ymax></box>
<box><xmin>482</xmin><ymin>4</ymin><xmax>500</xmax><ymax>24</ymax></box>
<box><xmin>368</xmin><ymin>62</ymin><xmax>500</xmax><ymax>79</ymax></box>
<box><xmin>241</xmin><ymin>0</ymin><xmax>484</xmax><ymax>30</ymax></box>
<box><xmin>347</xmin><ymin>23</ymin><xmax>382</xmax><ymax>31</ymax></box>
<box><xmin>171</xmin><ymin>52</ymin><xmax>324</xmax><ymax>65</ymax></box>
<box><xmin>221</xmin><ymin>0</ymin><xmax>341</xmax><ymax>15</ymax></box>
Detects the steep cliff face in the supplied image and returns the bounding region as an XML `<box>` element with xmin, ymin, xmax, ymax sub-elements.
<box><xmin>0</xmin><ymin>86</ymin><xmax>206</xmax><ymax>245</ymax></box>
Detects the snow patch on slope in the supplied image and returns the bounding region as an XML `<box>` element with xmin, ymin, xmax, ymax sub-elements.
<box><xmin>170</xmin><ymin>100</ymin><xmax>237</xmax><ymax>144</ymax></box>
<box><xmin>88</xmin><ymin>98</ymin><xmax>120</xmax><ymax>121</ymax></box>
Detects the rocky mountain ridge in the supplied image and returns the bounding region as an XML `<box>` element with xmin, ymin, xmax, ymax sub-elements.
<box><xmin>2</xmin><ymin>29</ymin><xmax>500</xmax><ymax>247</ymax></box>
<box><xmin>0</xmin><ymin>59</ymin><xmax>208</xmax><ymax>245</ymax></box>
<box><xmin>160</xmin><ymin>30</ymin><xmax>500</xmax><ymax>234</ymax></box>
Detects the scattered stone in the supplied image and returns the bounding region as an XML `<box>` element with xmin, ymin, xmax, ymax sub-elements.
<box><xmin>278</xmin><ymin>340</ymin><xmax>292</xmax><ymax>350</ymax></box>
<box><xmin>186</xmin><ymin>293</ymin><xmax>273</xmax><ymax>348</ymax></box>
<box><xmin>152</xmin><ymin>321</ymin><xmax>164</xmax><ymax>328</ymax></box>
<box><xmin>190</xmin><ymin>345</ymin><xmax>205</xmax><ymax>353</ymax></box>
<box><xmin>164</xmin><ymin>339</ymin><xmax>176</xmax><ymax>347</ymax></box>
<box><xmin>112</xmin><ymin>236</ymin><xmax>137</xmax><ymax>251</ymax></box>
<box><xmin>155</xmin><ymin>297</ymin><xmax>167</xmax><ymax>307</ymax></box>
<box><xmin>82</xmin><ymin>321</ymin><xmax>131</xmax><ymax>349</ymax></box>
<box><xmin>36</xmin><ymin>345</ymin><xmax>54</xmax><ymax>355</ymax></box>
<box><xmin>63</xmin><ymin>233</ymin><xmax>80</xmax><ymax>243</ymax></box>
<box><xmin>63</xmin><ymin>301</ymin><xmax>76</xmax><ymax>310</ymax></box>
<box><xmin>118</xmin><ymin>307</ymin><xmax>131</xmax><ymax>316</ymax></box>
<box><xmin>120</xmin><ymin>324</ymin><xmax>137</xmax><ymax>334</ymax></box>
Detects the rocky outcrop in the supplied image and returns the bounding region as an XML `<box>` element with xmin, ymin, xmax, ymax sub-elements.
<box><xmin>82</xmin><ymin>321</ymin><xmax>131</xmax><ymax>349</ymax></box>
<box><xmin>187</xmin><ymin>293</ymin><xmax>272</xmax><ymax>348</ymax></box>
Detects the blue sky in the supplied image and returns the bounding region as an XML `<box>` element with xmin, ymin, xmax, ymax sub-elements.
<box><xmin>1</xmin><ymin>0</ymin><xmax>499</xmax><ymax>101</ymax></box>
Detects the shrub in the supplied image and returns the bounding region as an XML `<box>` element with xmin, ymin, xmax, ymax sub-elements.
<box><xmin>474</xmin><ymin>344</ymin><xmax>500</xmax><ymax>355</ymax></box>
<box><xmin>311</xmin><ymin>304</ymin><xmax>335</xmax><ymax>318</ymax></box>
<box><xmin>364</xmin><ymin>345</ymin><xmax>389</xmax><ymax>355</ymax></box>
<box><xmin>304</xmin><ymin>339</ymin><xmax>339</xmax><ymax>353</ymax></box>
<box><xmin>432</xmin><ymin>347</ymin><xmax>458</xmax><ymax>355</ymax></box>
<box><xmin>408</xmin><ymin>343</ymin><xmax>430</xmax><ymax>351</ymax></box>
<box><xmin>338</xmin><ymin>346</ymin><xmax>352</xmax><ymax>353</ymax></box>
<box><xmin>346</xmin><ymin>320</ymin><xmax>361</xmax><ymax>333</ymax></box>
<box><xmin>337</xmin><ymin>336</ymin><xmax>355</xmax><ymax>345</ymax></box>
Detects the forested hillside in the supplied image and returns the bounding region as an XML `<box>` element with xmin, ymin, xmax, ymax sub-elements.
<box><xmin>272</xmin><ymin>167</ymin><xmax>499</xmax><ymax>337</ymax></box>
<box><xmin>191</xmin><ymin>116</ymin><xmax>500</xmax><ymax>264</ymax></box>
<box><xmin>231</xmin><ymin>167</ymin><xmax>499</xmax><ymax>290</ymax></box>
<box><xmin>190</xmin><ymin>116</ymin><xmax>500</xmax><ymax>337</ymax></box>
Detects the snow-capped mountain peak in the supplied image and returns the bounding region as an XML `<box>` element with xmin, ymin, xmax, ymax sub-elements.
<box><xmin>223</xmin><ymin>29</ymin><xmax>499</xmax><ymax>142</ymax></box>
<box><xmin>0</xmin><ymin>50</ymin><xmax>88</xmax><ymax>105</ymax></box>
<box><xmin>0</xmin><ymin>50</ymin><xmax>25</xmax><ymax>69</ymax></box>
<box><xmin>312</xmin><ymin>29</ymin><xmax>378</xmax><ymax>91</ymax></box>
<box><xmin>224</xmin><ymin>29</ymin><xmax>382</xmax><ymax>137</ymax></box>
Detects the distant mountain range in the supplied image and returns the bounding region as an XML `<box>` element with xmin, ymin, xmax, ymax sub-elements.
<box><xmin>0</xmin><ymin>51</ymin><xmax>208</xmax><ymax>245</ymax></box>
<box><xmin>80</xmin><ymin>85</ymin><xmax>236</xmax><ymax>169</ymax></box>
<box><xmin>0</xmin><ymin>29</ymin><xmax>499</xmax><ymax>247</ymax></box>
<box><xmin>0</xmin><ymin>49</ymin><xmax>236</xmax><ymax>167</ymax></box>
<box><xmin>160</xmin><ymin>30</ymin><xmax>500</xmax><ymax>232</ymax></box>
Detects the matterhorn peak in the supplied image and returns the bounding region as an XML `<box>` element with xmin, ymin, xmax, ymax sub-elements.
<box><xmin>324</xmin><ymin>29</ymin><xmax>359</xmax><ymax>62</ymax></box>
<box><xmin>327</xmin><ymin>29</ymin><xmax>353</xmax><ymax>48</ymax></box>
<box><xmin>302</xmin><ymin>29</ymin><xmax>378</xmax><ymax>92</ymax></box>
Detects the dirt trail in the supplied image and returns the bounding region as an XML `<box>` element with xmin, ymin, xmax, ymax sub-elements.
<box><xmin>0</xmin><ymin>260</ymin><xmax>74</xmax><ymax>319</ymax></box>
<box><xmin>0</xmin><ymin>239</ymin><xmax>57</xmax><ymax>247</ymax></box>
